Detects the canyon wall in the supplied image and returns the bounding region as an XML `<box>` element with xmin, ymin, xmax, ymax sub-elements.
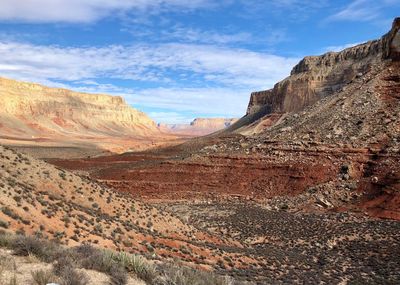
<box><xmin>0</xmin><ymin>77</ymin><xmax>164</xmax><ymax>152</ymax></box>
<box><xmin>246</xmin><ymin>17</ymin><xmax>400</xmax><ymax>118</ymax></box>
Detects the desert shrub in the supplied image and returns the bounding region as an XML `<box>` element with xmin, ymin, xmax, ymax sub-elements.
<box><xmin>74</xmin><ymin>244</ymin><xmax>128</xmax><ymax>285</ymax></box>
<box><xmin>0</xmin><ymin>231</ymin><xmax>14</xmax><ymax>248</ymax></box>
<box><xmin>53</xmin><ymin>250</ymin><xmax>77</xmax><ymax>276</ymax></box>
<box><xmin>104</xmin><ymin>250</ymin><xmax>157</xmax><ymax>283</ymax></box>
<box><xmin>11</xmin><ymin>235</ymin><xmax>61</xmax><ymax>262</ymax></box>
<box><xmin>58</xmin><ymin>267</ymin><xmax>89</xmax><ymax>285</ymax></box>
<box><xmin>152</xmin><ymin>265</ymin><xmax>232</xmax><ymax>285</ymax></box>
<box><xmin>0</xmin><ymin>219</ymin><xmax>9</xmax><ymax>229</ymax></box>
<box><xmin>1</xmin><ymin>207</ymin><xmax>19</xmax><ymax>220</ymax></box>
<box><xmin>31</xmin><ymin>269</ymin><xmax>58</xmax><ymax>285</ymax></box>
<box><xmin>108</xmin><ymin>264</ymin><xmax>128</xmax><ymax>285</ymax></box>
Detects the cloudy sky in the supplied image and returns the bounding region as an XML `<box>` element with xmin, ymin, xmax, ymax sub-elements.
<box><xmin>0</xmin><ymin>0</ymin><xmax>399</xmax><ymax>123</ymax></box>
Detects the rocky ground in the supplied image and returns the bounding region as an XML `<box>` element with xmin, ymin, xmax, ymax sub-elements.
<box><xmin>157</xmin><ymin>201</ymin><xmax>400</xmax><ymax>284</ymax></box>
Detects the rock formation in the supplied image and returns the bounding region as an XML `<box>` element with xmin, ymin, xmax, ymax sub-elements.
<box><xmin>243</xmin><ymin>17</ymin><xmax>400</xmax><ymax>127</ymax></box>
<box><xmin>0</xmin><ymin>77</ymin><xmax>168</xmax><ymax>152</ymax></box>
<box><xmin>159</xmin><ymin>118</ymin><xmax>238</xmax><ymax>136</ymax></box>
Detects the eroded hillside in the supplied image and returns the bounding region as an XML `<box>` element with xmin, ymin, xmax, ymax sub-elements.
<box><xmin>231</xmin><ymin>17</ymin><xmax>400</xmax><ymax>135</ymax></box>
<box><xmin>0</xmin><ymin>77</ymin><xmax>179</xmax><ymax>153</ymax></box>
<box><xmin>0</xmin><ymin>145</ymin><xmax>255</xmax><ymax>274</ymax></box>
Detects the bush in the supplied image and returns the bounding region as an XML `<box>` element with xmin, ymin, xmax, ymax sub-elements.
<box><xmin>0</xmin><ymin>233</ymin><xmax>245</xmax><ymax>285</ymax></box>
<box><xmin>58</xmin><ymin>267</ymin><xmax>89</xmax><ymax>285</ymax></box>
<box><xmin>152</xmin><ymin>265</ymin><xmax>233</xmax><ymax>285</ymax></box>
<box><xmin>0</xmin><ymin>231</ymin><xmax>13</xmax><ymax>248</ymax></box>
<box><xmin>104</xmin><ymin>250</ymin><xmax>156</xmax><ymax>283</ymax></box>
<box><xmin>52</xmin><ymin>250</ymin><xmax>77</xmax><ymax>276</ymax></box>
<box><xmin>0</xmin><ymin>219</ymin><xmax>9</xmax><ymax>229</ymax></box>
<box><xmin>11</xmin><ymin>235</ymin><xmax>61</xmax><ymax>263</ymax></box>
<box><xmin>31</xmin><ymin>269</ymin><xmax>58</xmax><ymax>285</ymax></box>
<box><xmin>1</xmin><ymin>207</ymin><xmax>19</xmax><ymax>220</ymax></box>
<box><xmin>108</xmin><ymin>264</ymin><xmax>128</xmax><ymax>285</ymax></box>
<box><xmin>74</xmin><ymin>244</ymin><xmax>128</xmax><ymax>285</ymax></box>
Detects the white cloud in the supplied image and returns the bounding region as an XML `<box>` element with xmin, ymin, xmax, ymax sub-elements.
<box><xmin>239</xmin><ymin>0</ymin><xmax>328</xmax><ymax>21</ymax></box>
<box><xmin>323</xmin><ymin>42</ymin><xmax>362</xmax><ymax>53</ymax></box>
<box><xmin>127</xmin><ymin>87</ymin><xmax>250</xmax><ymax>116</ymax></box>
<box><xmin>0</xmin><ymin>40</ymin><xmax>298</xmax><ymax>123</ymax></box>
<box><xmin>327</xmin><ymin>0</ymin><xmax>378</xmax><ymax>21</ymax></box>
<box><xmin>0</xmin><ymin>41</ymin><xmax>297</xmax><ymax>89</ymax></box>
<box><xmin>70</xmin><ymin>83</ymin><xmax>251</xmax><ymax>122</ymax></box>
<box><xmin>160</xmin><ymin>27</ymin><xmax>253</xmax><ymax>45</ymax></box>
<box><xmin>326</xmin><ymin>0</ymin><xmax>399</xmax><ymax>23</ymax></box>
<box><xmin>0</xmin><ymin>0</ymin><xmax>212</xmax><ymax>23</ymax></box>
<box><xmin>147</xmin><ymin>111</ymin><xmax>193</xmax><ymax>124</ymax></box>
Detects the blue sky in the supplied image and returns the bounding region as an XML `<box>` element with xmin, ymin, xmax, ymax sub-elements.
<box><xmin>0</xmin><ymin>0</ymin><xmax>399</xmax><ymax>123</ymax></box>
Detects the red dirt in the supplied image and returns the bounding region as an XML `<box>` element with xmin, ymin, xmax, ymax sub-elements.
<box><xmin>51</xmin><ymin>138</ymin><xmax>400</xmax><ymax>220</ymax></box>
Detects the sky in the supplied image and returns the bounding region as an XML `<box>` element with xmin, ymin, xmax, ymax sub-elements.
<box><xmin>0</xmin><ymin>0</ymin><xmax>399</xmax><ymax>123</ymax></box>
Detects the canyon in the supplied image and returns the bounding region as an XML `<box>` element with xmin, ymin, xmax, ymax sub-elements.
<box><xmin>0</xmin><ymin>77</ymin><xmax>181</xmax><ymax>154</ymax></box>
<box><xmin>0</xmin><ymin>17</ymin><xmax>399</xmax><ymax>285</ymax></box>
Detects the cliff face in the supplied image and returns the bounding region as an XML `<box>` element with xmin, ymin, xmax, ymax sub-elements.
<box><xmin>0</xmin><ymin>77</ymin><xmax>164</xmax><ymax>152</ymax></box>
<box><xmin>159</xmin><ymin>118</ymin><xmax>238</xmax><ymax>136</ymax></box>
<box><xmin>246</xmin><ymin>17</ymin><xmax>400</xmax><ymax>117</ymax></box>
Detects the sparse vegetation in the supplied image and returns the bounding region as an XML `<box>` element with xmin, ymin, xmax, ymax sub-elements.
<box><xmin>11</xmin><ymin>235</ymin><xmax>61</xmax><ymax>262</ymax></box>
<box><xmin>0</xmin><ymin>231</ymin><xmax>241</xmax><ymax>285</ymax></box>
<box><xmin>1</xmin><ymin>207</ymin><xmax>19</xmax><ymax>221</ymax></box>
<box><xmin>0</xmin><ymin>219</ymin><xmax>9</xmax><ymax>229</ymax></box>
<box><xmin>104</xmin><ymin>250</ymin><xmax>156</xmax><ymax>282</ymax></box>
<box><xmin>31</xmin><ymin>269</ymin><xmax>58</xmax><ymax>285</ymax></box>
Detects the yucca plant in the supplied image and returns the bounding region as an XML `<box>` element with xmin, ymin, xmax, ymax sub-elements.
<box><xmin>103</xmin><ymin>250</ymin><xmax>157</xmax><ymax>282</ymax></box>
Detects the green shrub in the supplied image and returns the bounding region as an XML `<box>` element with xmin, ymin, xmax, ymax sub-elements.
<box><xmin>103</xmin><ymin>250</ymin><xmax>156</xmax><ymax>283</ymax></box>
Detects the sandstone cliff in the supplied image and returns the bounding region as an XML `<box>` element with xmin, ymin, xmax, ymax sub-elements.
<box><xmin>0</xmin><ymin>77</ymin><xmax>166</xmax><ymax>152</ymax></box>
<box><xmin>159</xmin><ymin>118</ymin><xmax>238</xmax><ymax>136</ymax></box>
<box><xmin>243</xmin><ymin>17</ymin><xmax>400</xmax><ymax>126</ymax></box>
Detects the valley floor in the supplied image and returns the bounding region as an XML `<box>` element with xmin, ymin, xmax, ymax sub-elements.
<box><xmin>155</xmin><ymin>201</ymin><xmax>400</xmax><ymax>284</ymax></box>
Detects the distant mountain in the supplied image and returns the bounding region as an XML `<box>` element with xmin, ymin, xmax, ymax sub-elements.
<box><xmin>158</xmin><ymin>118</ymin><xmax>238</xmax><ymax>136</ymax></box>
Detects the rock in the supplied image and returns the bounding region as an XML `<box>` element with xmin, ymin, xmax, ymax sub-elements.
<box><xmin>0</xmin><ymin>77</ymin><xmax>159</xmax><ymax>151</ymax></box>
<box><xmin>315</xmin><ymin>197</ymin><xmax>333</xmax><ymax>208</ymax></box>
<box><xmin>239</xmin><ymin>18</ymin><xmax>400</xmax><ymax>132</ymax></box>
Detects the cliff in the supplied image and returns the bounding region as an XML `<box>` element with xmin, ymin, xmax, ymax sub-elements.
<box><xmin>245</xmin><ymin>17</ymin><xmax>400</xmax><ymax>118</ymax></box>
<box><xmin>159</xmin><ymin>118</ymin><xmax>238</xmax><ymax>136</ymax></box>
<box><xmin>0</xmin><ymin>77</ymin><xmax>164</xmax><ymax>152</ymax></box>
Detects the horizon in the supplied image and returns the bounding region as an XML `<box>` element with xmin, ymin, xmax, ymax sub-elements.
<box><xmin>0</xmin><ymin>0</ymin><xmax>399</xmax><ymax>123</ymax></box>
